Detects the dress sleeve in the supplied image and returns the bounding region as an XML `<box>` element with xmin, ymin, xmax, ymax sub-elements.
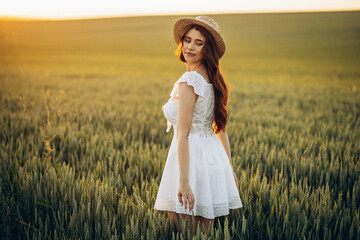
<box><xmin>170</xmin><ymin>72</ymin><xmax>205</xmax><ymax>100</ymax></box>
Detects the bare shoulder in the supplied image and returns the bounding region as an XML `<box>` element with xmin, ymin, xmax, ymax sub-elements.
<box><xmin>178</xmin><ymin>81</ymin><xmax>197</xmax><ymax>96</ymax></box>
<box><xmin>178</xmin><ymin>81</ymin><xmax>199</xmax><ymax>102</ymax></box>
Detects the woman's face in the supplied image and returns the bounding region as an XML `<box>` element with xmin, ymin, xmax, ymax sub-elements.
<box><xmin>182</xmin><ymin>28</ymin><xmax>206</xmax><ymax>64</ymax></box>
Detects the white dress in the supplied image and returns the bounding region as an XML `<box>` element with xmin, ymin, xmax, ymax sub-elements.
<box><xmin>154</xmin><ymin>71</ymin><xmax>243</xmax><ymax>219</ymax></box>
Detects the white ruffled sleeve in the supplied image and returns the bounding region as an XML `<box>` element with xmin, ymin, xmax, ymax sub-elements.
<box><xmin>170</xmin><ymin>72</ymin><xmax>206</xmax><ymax>100</ymax></box>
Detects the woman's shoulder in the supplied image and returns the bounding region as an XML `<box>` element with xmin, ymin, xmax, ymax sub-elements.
<box><xmin>170</xmin><ymin>71</ymin><xmax>210</xmax><ymax>98</ymax></box>
<box><xmin>178</xmin><ymin>71</ymin><xmax>212</xmax><ymax>86</ymax></box>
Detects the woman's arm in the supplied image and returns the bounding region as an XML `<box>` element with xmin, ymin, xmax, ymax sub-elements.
<box><xmin>176</xmin><ymin>82</ymin><xmax>197</xmax><ymax>211</ymax></box>
<box><xmin>217</xmin><ymin>128</ymin><xmax>239</xmax><ymax>190</ymax></box>
<box><xmin>216</xmin><ymin>128</ymin><xmax>234</xmax><ymax>171</ymax></box>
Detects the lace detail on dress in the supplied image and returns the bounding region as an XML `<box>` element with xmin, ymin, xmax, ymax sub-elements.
<box><xmin>162</xmin><ymin>71</ymin><xmax>215</xmax><ymax>134</ymax></box>
<box><xmin>154</xmin><ymin>196</ymin><xmax>242</xmax><ymax>219</ymax></box>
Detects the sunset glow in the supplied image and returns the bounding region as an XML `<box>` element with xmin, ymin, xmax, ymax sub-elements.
<box><xmin>1</xmin><ymin>0</ymin><xmax>359</xmax><ymax>19</ymax></box>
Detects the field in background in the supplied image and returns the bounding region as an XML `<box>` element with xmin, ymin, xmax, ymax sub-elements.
<box><xmin>0</xmin><ymin>11</ymin><xmax>359</xmax><ymax>239</ymax></box>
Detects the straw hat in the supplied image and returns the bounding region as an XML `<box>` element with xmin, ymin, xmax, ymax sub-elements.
<box><xmin>173</xmin><ymin>16</ymin><xmax>226</xmax><ymax>58</ymax></box>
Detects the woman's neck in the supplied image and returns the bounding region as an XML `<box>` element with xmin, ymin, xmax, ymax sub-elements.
<box><xmin>186</xmin><ymin>62</ymin><xmax>203</xmax><ymax>72</ymax></box>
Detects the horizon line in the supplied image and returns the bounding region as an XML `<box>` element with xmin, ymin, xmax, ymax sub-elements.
<box><xmin>0</xmin><ymin>8</ymin><xmax>359</xmax><ymax>21</ymax></box>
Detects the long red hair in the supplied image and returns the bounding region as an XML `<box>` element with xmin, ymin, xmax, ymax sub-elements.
<box><xmin>176</xmin><ymin>24</ymin><xmax>229</xmax><ymax>133</ymax></box>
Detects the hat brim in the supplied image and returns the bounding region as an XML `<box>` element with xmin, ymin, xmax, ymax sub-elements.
<box><xmin>173</xmin><ymin>18</ymin><xmax>225</xmax><ymax>59</ymax></box>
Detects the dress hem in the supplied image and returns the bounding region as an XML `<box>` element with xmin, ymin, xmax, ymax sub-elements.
<box><xmin>153</xmin><ymin>205</ymin><xmax>243</xmax><ymax>219</ymax></box>
<box><xmin>153</xmin><ymin>198</ymin><xmax>243</xmax><ymax>219</ymax></box>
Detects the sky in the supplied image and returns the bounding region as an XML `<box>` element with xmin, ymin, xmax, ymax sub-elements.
<box><xmin>0</xmin><ymin>0</ymin><xmax>359</xmax><ymax>19</ymax></box>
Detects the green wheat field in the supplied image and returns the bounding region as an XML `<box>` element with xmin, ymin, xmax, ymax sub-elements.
<box><xmin>0</xmin><ymin>11</ymin><xmax>359</xmax><ymax>239</ymax></box>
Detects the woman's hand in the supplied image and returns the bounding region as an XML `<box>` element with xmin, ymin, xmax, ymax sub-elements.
<box><xmin>233</xmin><ymin>171</ymin><xmax>239</xmax><ymax>191</ymax></box>
<box><xmin>177</xmin><ymin>182</ymin><xmax>195</xmax><ymax>211</ymax></box>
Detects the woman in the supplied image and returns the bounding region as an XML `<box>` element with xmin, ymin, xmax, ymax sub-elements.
<box><xmin>154</xmin><ymin>16</ymin><xmax>243</xmax><ymax>235</ymax></box>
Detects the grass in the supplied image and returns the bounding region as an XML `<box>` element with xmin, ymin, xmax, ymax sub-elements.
<box><xmin>0</xmin><ymin>10</ymin><xmax>359</xmax><ymax>239</ymax></box>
